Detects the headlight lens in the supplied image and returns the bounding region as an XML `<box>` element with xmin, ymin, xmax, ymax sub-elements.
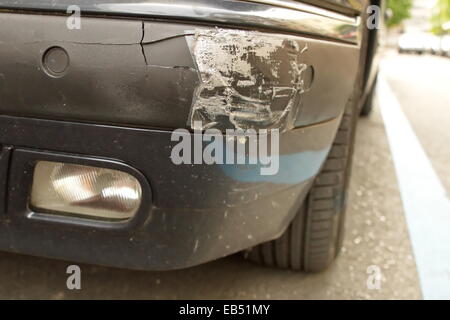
<box><xmin>30</xmin><ymin>161</ymin><xmax>142</xmax><ymax>221</ymax></box>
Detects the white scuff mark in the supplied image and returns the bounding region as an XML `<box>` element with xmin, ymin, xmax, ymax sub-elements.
<box><xmin>189</xmin><ymin>28</ymin><xmax>309</xmax><ymax>131</ymax></box>
<box><xmin>193</xmin><ymin>239</ymin><xmax>199</xmax><ymax>253</ymax></box>
<box><xmin>237</xmin><ymin>79</ymin><xmax>257</xmax><ymax>87</ymax></box>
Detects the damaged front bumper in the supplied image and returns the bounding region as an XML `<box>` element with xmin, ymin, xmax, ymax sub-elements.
<box><xmin>0</xmin><ymin>0</ymin><xmax>362</xmax><ymax>270</ymax></box>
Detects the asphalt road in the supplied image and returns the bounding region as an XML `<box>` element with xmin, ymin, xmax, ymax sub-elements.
<box><xmin>0</xmin><ymin>50</ymin><xmax>448</xmax><ymax>299</ymax></box>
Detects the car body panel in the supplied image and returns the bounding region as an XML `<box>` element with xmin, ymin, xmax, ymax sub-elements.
<box><xmin>0</xmin><ymin>0</ymin><xmax>377</xmax><ymax>270</ymax></box>
<box><xmin>0</xmin><ymin>0</ymin><xmax>360</xmax><ymax>43</ymax></box>
<box><xmin>0</xmin><ymin>114</ymin><xmax>340</xmax><ymax>270</ymax></box>
<box><xmin>0</xmin><ymin>13</ymin><xmax>360</xmax><ymax>129</ymax></box>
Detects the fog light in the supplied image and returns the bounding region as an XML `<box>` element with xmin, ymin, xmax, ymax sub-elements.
<box><xmin>30</xmin><ymin>161</ymin><xmax>142</xmax><ymax>221</ymax></box>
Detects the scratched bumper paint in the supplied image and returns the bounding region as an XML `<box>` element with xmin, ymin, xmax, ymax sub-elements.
<box><xmin>188</xmin><ymin>29</ymin><xmax>313</xmax><ymax>132</ymax></box>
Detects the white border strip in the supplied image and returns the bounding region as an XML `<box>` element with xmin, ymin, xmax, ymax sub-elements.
<box><xmin>378</xmin><ymin>72</ymin><xmax>450</xmax><ymax>300</ymax></box>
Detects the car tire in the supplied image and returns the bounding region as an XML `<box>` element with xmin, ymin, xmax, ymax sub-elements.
<box><xmin>244</xmin><ymin>100</ymin><xmax>358</xmax><ymax>272</ymax></box>
<box><xmin>360</xmin><ymin>76</ymin><xmax>377</xmax><ymax>117</ymax></box>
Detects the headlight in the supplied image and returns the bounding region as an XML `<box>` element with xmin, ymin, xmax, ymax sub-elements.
<box><xmin>30</xmin><ymin>161</ymin><xmax>142</xmax><ymax>221</ymax></box>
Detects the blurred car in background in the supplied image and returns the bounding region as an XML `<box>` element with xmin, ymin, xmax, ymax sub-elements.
<box><xmin>429</xmin><ymin>34</ymin><xmax>444</xmax><ymax>55</ymax></box>
<box><xmin>398</xmin><ymin>32</ymin><xmax>429</xmax><ymax>54</ymax></box>
<box><xmin>441</xmin><ymin>35</ymin><xmax>450</xmax><ymax>56</ymax></box>
<box><xmin>428</xmin><ymin>34</ymin><xmax>450</xmax><ymax>56</ymax></box>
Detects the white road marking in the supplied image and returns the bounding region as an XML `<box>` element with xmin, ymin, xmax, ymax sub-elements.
<box><xmin>378</xmin><ymin>72</ymin><xmax>450</xmax><ymax>300</ymax></box>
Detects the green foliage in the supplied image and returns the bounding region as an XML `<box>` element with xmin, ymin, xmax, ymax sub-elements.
<box><xmin>430</xmin><ymin>0</ymin><xmax>450</xmax><ymax>35</ymax></box>
<box><xmin>386</xmin><ymin>0</ymin><xmax>413</xmax><ymax>28</ymax></box>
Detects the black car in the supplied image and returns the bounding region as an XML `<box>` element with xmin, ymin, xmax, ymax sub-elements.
<box><xmin>0</xmin><ymin>0</ymin><xmax>381</xmax><ymax>272</ymax></box>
